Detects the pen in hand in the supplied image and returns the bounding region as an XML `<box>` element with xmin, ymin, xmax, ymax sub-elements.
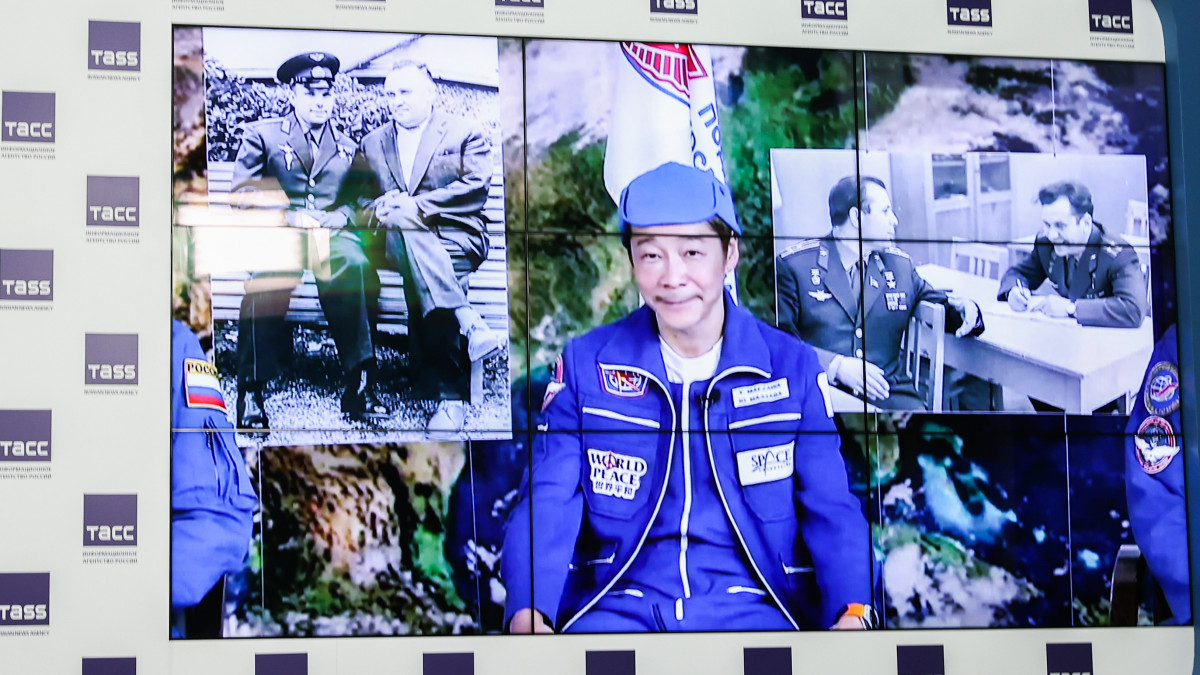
<box><xmin>1009</xmin><ymin>277</ymin><xmax>1033</xmax><ymax>312</ymax></box>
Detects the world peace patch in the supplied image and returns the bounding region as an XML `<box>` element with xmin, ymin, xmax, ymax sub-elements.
<box><xmin>1135</xmin><ymin>415</ymin><xmax>1179</xmax><ymax>475</ymax></box>
<box><xmin>1144</xmin><ymin>361</ymin><xmax>1180</xmax><ymax>417</ymax></box>
<box><xmin>184</xmin><ymin>358</ymin><xmax>226</xmax><ymax>412</ymax></box>
<box><xmin>598</xmin><ymin>364</ymin><xmax>648</xmax><ymax>398</ymax></box>
<box><xmin>587</xmin><ymin>448</ymin><xmax>648</xmax><ymax>500</ymax></box>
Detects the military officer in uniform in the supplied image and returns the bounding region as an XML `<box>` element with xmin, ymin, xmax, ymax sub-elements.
<box><xmin>232</xmin><ymin>52</ymin><xmax>388</xmax><ymax>428</ymax></box>
<box><xmin>997</xmin><ymin>181</ymin><xmax>1148</xmax><ymax>328</ymax></box>
<box><xmin>776</xmin><ymin>176</ymin><xmax>984</xmax><ymax>410</ymax></box>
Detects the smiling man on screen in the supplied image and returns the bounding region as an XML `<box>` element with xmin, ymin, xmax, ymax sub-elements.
<box><xmin>502</xmin><ymin>162</ymin><xmax>874</xmax><ymax>634</ymax></box>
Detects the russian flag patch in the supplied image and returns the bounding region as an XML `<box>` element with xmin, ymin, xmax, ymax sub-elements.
<box><xmin>184</xmin><ymin>358</ymin><xmax>226</xmax><ymax>412</ymax></box>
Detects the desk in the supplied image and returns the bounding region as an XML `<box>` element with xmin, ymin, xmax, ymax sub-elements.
<box><xmin>916</xmin><ymin>264</ymin><xmax>1153</xmax><ymax>413</ymax></box>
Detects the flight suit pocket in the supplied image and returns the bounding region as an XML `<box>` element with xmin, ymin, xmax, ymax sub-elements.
<box><xmin>731</xmin><ymin>439</ymin><xmax>796</xmax><ymax>522</ymax></box>
<box><xmin>579</xmin><ymin>397</ymin><xmax>660</xmax><ymax>519</ymax></box>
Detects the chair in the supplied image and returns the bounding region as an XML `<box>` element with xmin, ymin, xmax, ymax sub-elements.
<box><xmin>950</xmin><ymin>239</ymin><xmax>1008</xmax><ymax>280</ymax></box>
<box><xmin>1110</xmin><ymin>544</ymin><xmax>1142</xmax><ymax>626</ymax></box>
<box><xmin>904</xmin><ymin>301</ymin><xmax>945</xmax><ymax>412</ymax></box>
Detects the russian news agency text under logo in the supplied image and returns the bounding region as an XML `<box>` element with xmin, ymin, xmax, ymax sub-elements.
<box><xmin>87</xmin><ymin>177</ymin><xmax>139</xmax><ymax>227</ymax></box>
<box><xmin>650</xmin><ymin>0</ymin><xmax>696</xmax><ymax>14</ymax></box>
<box><xmin>257</xmin><ymin>654</ymin><xmax>307</xmax><ymax>675</ymax></box>
<box><xmin>1047</xmin><ymin>643</ymin><xmax>1092</xmax><ymax>675</ymax></box>
<box><xmin>496</xmin><ymin>0</ymin><xmax>543</xmax><ymax>6</ymax></box>
<box><xmin>801</xmin><ymin>0</ymin><xmax>846</xmax><ymax>19</ymax></box>
<box><xmin>897</xmin><ymin>645</ymin><xmax>945</xmax><ymax>675</ymax></box>
<box><xmin>85</xmin><ymin>334</ymin><xmax>138</xmax><ymax>385</ymax></box>
<box><xmin>948</xmin><ymin>0</ymin><xmax>991</xmax><ymax>26</ymax></box>
<box><xmin>0</xmin><ymin>573</ymin><xmax>49</xmax><ymax>626</ymax></box>
<box><xmin>0</xmin><ymin>249</ymin><xmax>53</xmax><ymax>301</ymax></box>
<box><xmin>0</xmin><ymin>410</ymin><xmax>51</xmax><ymax>463</ymax></box>
<box><xmin>1089</xmin><ymin>0</ymin><xmax>1132</xmax><ymax>33</ymax></box>
<box><xmin>83</xmin><ymin>658</ymin><xmax>136</xmax><ymax>675</ymax></box>
<box><xmin>84</xmin><ymin>495</ymin><xmax>137</xmax><ymax>547</ymax></box>
<box><xmin>88</xmin><ymin>21</ymin><xmax>140</xmax><ymax>72</ymax></box>
<box><xmin>1</xmin><ymin>92</ymin><xmax>54</xmax><ymax>143</ymax></box>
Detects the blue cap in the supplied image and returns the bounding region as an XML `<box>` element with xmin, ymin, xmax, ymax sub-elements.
<box><xmin>619</xmin><ymin>162</ymin><xmax>741</xmax><ymax>235</ymax></box>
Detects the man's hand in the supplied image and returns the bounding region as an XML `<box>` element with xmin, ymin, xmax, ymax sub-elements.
<box><xmin>1035</xmin><ymin>294</ymin><xmax>1076</xmax><ymax>319</ymax></box>
<box><xmin>1007</xmin><ymin>284</ymin><xmax>1032</xmax><ymax>311</ymax></box>
<box><xmin>835</xmin><ymin>357</ymin><xmax>890</xmax><ymax>401</ymax></box>
<box><xmin>509</xmin><ymin>608</ymin><xmax>554</xmax><ymax>634</ymax></box>
<box><xmin>830</xmin><ymin>614</ymin><xmax>867</xmax><ymax>630</ymax></box>
<box><xmin>374</xmin><ymin>190</ymin><xmax>418</xmax><ymax>228</ymax></box>
<box><xmin>285</xmin><ymin>209</ymin><xmax>323</xmax><ymax>229</ymax></box>
<box><xmin>947</xmin><ymin>294</ymin><xmax>980</xmax><ymax>337</ymax></box>
<box><xmin>317</xmin><ymin>210</ymin><xmax>349</xmax><ymax>230</ymax></box>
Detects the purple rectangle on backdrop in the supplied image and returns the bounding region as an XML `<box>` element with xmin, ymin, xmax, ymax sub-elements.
<box><xmin>84</xmin><ymin>334</ymin><xmax>138</xmax><ymax>385</ymax></box>
<box><xmin>83</xmin><ymin>658</ymin><xmax>136</xmax><ymax>675</ymax></box>
<box><xmin>1089</xmin><ymin>0</ymin><xmax>1133</xmax><ymax>33</ymax></box>
<box><xmin>0</xmin><ymin>410</ymin><xmax>51</xmax><ymax>463</ymax></box>
<box><xmin>801</xmin><ymin>0</ymin><xmax>847</xmax><ymax>20</ymax></box>
<box><xmin>0</xmin><ymin>573</ymin><xmax>49</xmax><ymax>626</ymax></box>
<box><xmin>424</xmin><ymin>653</ymin><xmax>473</xmax><ymax>675</ymax></box>
<box><xmin>649</xmin><ymin>0</ymin><xmax>697</xmax><ymax>14</ymax></box>
<box><xmin>744</xmin><ymin>648</ymin><xmax>790</xmax><ymax>675</ymax></box>
<box><xmin>1046</xmin><ymin>643</ymin><xmax>1093</xmax><ymax>674</ymax></box>
<box><xmin>587</xmin><ymin>651</ymin><xmax>634</xmax><ymax>675</ymax></box>
<box><xmin>1</xmin><ymin>92</ymin><xmax>55</xmax><ymax>143</ymax></box>
<box><xmin>947</xmin><ymin>0</ymin><xmax>991</xmax><ymax>26</ymax></box>
<box><xmin>897</xmin><ymin>645</ymin><xmax>944</xmax><ymax>675</ymax></box>
<box><xmin>0</xmin><ymin>249</ymin><xmax>53</xmax><ymax>301</ymax></box>
<box><xmin>88</xmin><ymin>21</ymin><xmax>140</xmax><ymax>71</ymax></box>
<box><xmin>496</xmin><ymin>0</ymin><xmax>544</xmax><ymax>6</ymax></box>
<box><xmin>83</xmin><ymin>494</ymin><xmax>137</xmax><ymax>547</ymax></box>
<box><xmin>86</xmin><ymin>177</ymin><xmax>139</xmax><ymax>227</ymax></box>
<box><xmin>256</xmin><ymin>654</ymin><xmax>306</xmax><ymax>675</ymax></box>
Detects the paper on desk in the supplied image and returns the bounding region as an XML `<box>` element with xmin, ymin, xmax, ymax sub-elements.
<box><xmin>983</xmin><ymin>302</ymin><xmax>1078</xmax><ymax>325</ymax></box>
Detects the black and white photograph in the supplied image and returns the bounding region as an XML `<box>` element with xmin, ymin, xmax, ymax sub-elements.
<box><xmin>772</xmin><ymin>149</ymin><xmax>1156</xmax><ymax>413</ymax></box>
<box><xmin>173</xmin><ymin>27</ymin><xmax>513</xmax><ymax>446</ymax></box>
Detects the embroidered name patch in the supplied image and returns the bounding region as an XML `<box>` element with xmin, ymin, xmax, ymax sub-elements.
<box><xmin>587</xmin><ymin>449</ymin><xmax>648</xmax><ymax>500</ymax></box>
<box><xmin>736</xmin><ymin>442</ymin><xmax>794</xmax><ymax>486</ymax></box>
<box><xmin>1144</xmin><ymin>361</ymin><xmax>1181</xmax><ymax>417</ymax></box>
<box><xmin>732</xmin><ymin>378</ymin><xmax>790</xmax><ymax>408</ymax></box>
<box><xmin>598</xmin><ymin>364</ymin><xmax>648</xmax><ymax>398</ymax></box>
<box><xmin>184</xmin><ymin>358</ymin><xmax>226</xmax><ymax>412</ymax></box>
<box><xmin>1136</xmin><ymin>415</ymin><xmax>1179</xmax><ymax>474</ymax></box>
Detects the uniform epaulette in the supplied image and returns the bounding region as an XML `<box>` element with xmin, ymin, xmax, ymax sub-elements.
<box><xmin>880</xmin><ymin>246</ymin><xmax>911</xmax><ymax>259</ymax></box>
<box><xmin>1101</xmin><ymin>236</ymin><xmax>1132</xmax><ymax>258</ymax></box>
<box><xmin>779</xmin><ymin>239</ymin><xmax>821</xmax><ymax>259</ymax></box>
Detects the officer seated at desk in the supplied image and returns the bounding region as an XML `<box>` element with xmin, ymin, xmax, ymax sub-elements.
<box><xmin>997</xmin><ymin>180</ymin><xmax>1147</xmax><ymax>328</ymax></box>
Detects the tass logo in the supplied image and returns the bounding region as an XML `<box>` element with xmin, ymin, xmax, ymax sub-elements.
<box><xmin>84</xmin><ymin>494</ymin><xmax>137</xmax><ymax>547</ymax></box>
<box><xmin>1089</xmin><ymin>0</ymin><xmax>1132</xmax><ymax>33</ymax></box>
<box><xmin>801</xmin><ymin>0</ymin><xmax>847</xmax><ymax>20</ymax></box>
<box><xmin>1</xmin><ymin>92</ymin><xmax>54</xmax><ymax>143</ymax></box>
<box><xmin>87</xmin><ymin>177</ymin><xmax>139</xmax><ymax>227</ymax></box>
<box><xmin>256</xmin><ymin>654</ymin><xmax>307</xmax><ymax>675</ymax></box>
<box><xmin>0</xmin><ymin>249</ymin><xmax>53</xmax><ymax>301</ymax></box>
<box><xmin>83</xmin><ymin>658</ymin><xmax>136</xmax><ymax>675</ymax></box>
<box><xmin>650</xmin><ymin>0</ymin><xmax>696</xmax><ymax>14</ymax></box>
<box><xmin>88</xmin><ymin>21</ymin><xmax>140</xmax><ymax>72</ymax></box>
<box><xmin>0</xmin><ymin>573</ymin><xmax>49</xmax><ymax>626</ymax></box>
<box><xmin>496</xmin><ymin>0</ymin><xmax>543</xmax><ymax>5</ymax></box>
<box><xmin>0</xmin><ymin>410</ymin><xmax>51</xmax><ymax>463</ymax></box>
<box><xmin>85</xmin><ymin>334</ymin><xmax>138</xmax><ymax>385</ymax></box>
<box><xmin>948</xmin><ymin>0</ymin><xmax>990</xmax><ymax>25</ymax></box>
<box><xmin>1047</xmin><ymin>643</ymin><xmax>1092</xmax><ymax>675</ymax></box>
<box><xmin>897</xmin><ymin>645</ymin><xmax>945</xmax><ymax>675</ymax></box>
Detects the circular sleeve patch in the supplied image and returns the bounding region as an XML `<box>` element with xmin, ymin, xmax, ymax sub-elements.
<box><xmin>1135</xmin><ymin>415</ymin><xmax>1179</xmax><ymax>475</ymax></box>
<box><xmin>1144</xmin><ymin>361</ymin><xmax>1181</xmax><ymax>417</ymax></box>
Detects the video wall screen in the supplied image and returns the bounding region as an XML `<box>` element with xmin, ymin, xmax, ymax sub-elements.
<box><xmin>170</xmin><ymin>26</ymin><xmax>1187</xmax><ymax>638</ymax></box>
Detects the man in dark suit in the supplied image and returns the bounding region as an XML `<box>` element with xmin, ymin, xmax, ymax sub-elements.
<box><xmin>776</xmin><ymin>176</ymin><xmax>983</xmax><ymax>410</ymax></box>
<box><xmin>352</xmin><ymin>61</ymin><xmax>504</xmax><ymax>437</ymax></box>
<box><xmin>997</xmin><ymin>181</ymin><xmax>1148</xmax><ymax>328</ymax></box>
<box><xmin>231</xmin><ymin>52</ymin><xmax>387</xmax><ymax>428</ymax></box>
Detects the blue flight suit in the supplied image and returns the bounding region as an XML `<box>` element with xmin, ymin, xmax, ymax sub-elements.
<box><xmin>1125</xmin><ymin>323</ymin><xmax>1189</xmax><ymax>623</ymax></box>
<box><xmin>502</xmin><ymin>296</ymin><xmax>871</xmax><ymax>632</ymax></box>
<box><xmin>171</xmin><ymin>321</ymin><xmax>258</xmax><ymax>609</ymax></box>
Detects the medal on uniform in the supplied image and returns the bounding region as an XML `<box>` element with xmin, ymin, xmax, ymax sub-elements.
<box><xmin>808</xmin><ymin>290</ymin><xmax>831</xmax><ymax>302</ymax></box>
<box><xmin>1144</xmin><ymin>361</ymin><xmax>1181</xmax><ymax>417</ymax></box>
<box><xmin>810</xmin><ymin>268</ymin><xmax>821</xmax><ymax>286</ymax></box>
<box><xmin>884</xmin><ymin>270</ymin><xmax>896</xmax><ymax>289</ymax></box>
<box><xmin>870</xmin><ymin>277</ymin><xmax>879</xmax><ymax>288</ymax></box>
<box><xmin>279</xmin><ymin>143</ymin><xmax>297</xmax><ymax>170</ymax></box>
<box><xmin>885</xmin><ymin>292</ymin><xmax>908</xmax><ymax>311</ymax></box>
<box><xmin>338</xmin><ymin>144</ymin><xmax>354</xmax><ymax>160</ymax></box>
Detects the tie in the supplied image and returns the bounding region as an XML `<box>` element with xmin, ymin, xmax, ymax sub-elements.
<box><xmin>849</xmin><ymin>261</ymin><xmax>862</xmax><ymax>297</ymax></box>
<box><xmin>1064</xmin><ymin>255</ymin><xmax>1077</xmax><ymax>289</ymax></box>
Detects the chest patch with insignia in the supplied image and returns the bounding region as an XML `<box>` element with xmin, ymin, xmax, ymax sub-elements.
<box><xmin>885</xmin><ymin>292</ymin><xmax>908</xmax><ymax>311</ymax></box>
<box><xmin>1144</xmin><ymin>361</ymin><xmax>1181</xmax><ymax>417</ymax></box>
<box><xmin>542</xmin><ymin>354</ymin><xmax>566</xmax><ymax>412</ymax></box>
<box><xmin>1135</xmin><ymin>416</ymin><xmax>1179</xmax><ymax>474</ymax></box>
<box><xmin>184</xmin><ymin>359</ymin><xmax>226</xmax><ymax>412</ymax></box>
<box><xmin>732</xmin><ymin>378</ymin><xmax>789</xmax><ymax>408</ymax></box>
<box><xmin>808</xmin><ymin>290</ymin><xmax>832</xmax><ymax>302</ymax></box>
<box><xmin>598</xmin><ymin>364</ymin><xmax>648</xmax><ymax>398</ymax></box>
<box><xmin>736</xmin><ymin>442</ymin><xmax>794</xmax><ymax>486</ymax></box>
<box><xmin>587</xmin><ymin>449</ymin><xmax>648</xmax><ymax>500</ymax></box>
